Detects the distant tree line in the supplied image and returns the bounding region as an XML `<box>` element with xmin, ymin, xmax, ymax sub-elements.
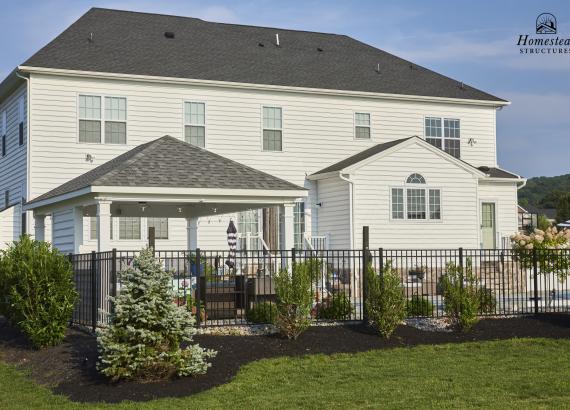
<box><xmin>518</xmin><ymin>173</ymin><xmax>570</xmax><ymax>223</ymax></box>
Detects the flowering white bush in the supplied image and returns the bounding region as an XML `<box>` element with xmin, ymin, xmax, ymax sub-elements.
<box><xmin>97</xmin><ymin>248</ymin><xmax>216</xmax><ymax>381</ymax></box>
<box><xmin>510</xmin><ymin>227</ymin><xmax>570</xmax><ymax>280</ymax></box>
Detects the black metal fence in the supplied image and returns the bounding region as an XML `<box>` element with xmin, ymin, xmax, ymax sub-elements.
<box><xmin>69</xmin><ymin>247</ymin><xmax>570</xmax><ymax>330</ymax></box>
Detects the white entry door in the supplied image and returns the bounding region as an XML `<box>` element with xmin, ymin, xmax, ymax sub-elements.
<box><xmin>481</xmin><ymin>202</ymin><xmax>496</xmax><ymax>248</ymax></box>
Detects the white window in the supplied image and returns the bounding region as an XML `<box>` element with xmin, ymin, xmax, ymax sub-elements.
<box><xmin>355</xmin><ymin>112</ymin><xmax>371</xmax><ymax>139</ymax></box>
<box><xmin>391</xmin><ymin>188</ymin><xmax>404</xmax><ymax>219</ymax></box>
<box><xmin>425</xmin><ymin>117</ymin><xmax>460</xmax><ymax>158</ymax></box>
<box><xmin>429</xmin><ymin>189</ymin><xmax>441</xmax><ymax>220</ymax></box>
<box><xmin>104</xmin><ymin>97</ymin><xmax>127</xmax><ymax>144</ymax></box>
<box><xmin>147</xmin><ymin>217</ymin><xmax>168</xmax><ymax>240</ymax></box>
<box><xmin>119</xmin><ymin>217</ymin><xmax>141</xmax><ymax>240</ymax></box>
<box><xmin>294</xmin><ymin>202</ymin><xmax>305</xmax><ymax>249</ymax></box>
<box><xmin>407</xmin><ymin>188</ymin><xmax>426</xmax><ymax>220</ymax></box>
<box><xmin>184</xmin><ymin>102</ymin><xmax>205</xmax><ymax>148</ymax></box>
<box><xmin>78</xmin><ymin>95</ymin><xmax>126</xmax><ymax>144</ymax></box>
<box><xmin>391</xmin><ymin>174</ymin><xmax>441</xmax><ymax>221</ymax></box>
<box><xmin>79</xmin><ymin>95</ymin><xmax>101</xmax><ymax>143</ymax></box>
<box><xmin>262</xmin><ymin>106</ymin><xmax>282</xmax><ymax>151</ymax></box>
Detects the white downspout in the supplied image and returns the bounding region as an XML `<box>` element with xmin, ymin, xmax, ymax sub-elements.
<box><xmin>338</xmin><ymin>172</ymin><xmax>355</xmax><ymax>249</ymax></box>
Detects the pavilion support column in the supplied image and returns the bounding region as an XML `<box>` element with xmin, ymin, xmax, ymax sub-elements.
<box><xmin>283</xmin><ymin>203</ymin><xmax>295</xmax><ymax>251</ymax></box>
<box><xmin>34</xmin><ymin>214</ymin><xmax>46</xmax><ymax>242</ymax></box>
<box><xmin>96</xmin><ymin>199</ymin><xmax>112</xmax><ymax>252</ymax></box>
<box><xmin>187</xmin><ymin>217</ymin><xmax>199</xmax><ymax>250</ymax></box>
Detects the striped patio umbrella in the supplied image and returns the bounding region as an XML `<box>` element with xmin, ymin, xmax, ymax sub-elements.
<box><xmin>226</xmin><ymin>219</ymin><xmax>237</xmax><ymax>269</ymax></box>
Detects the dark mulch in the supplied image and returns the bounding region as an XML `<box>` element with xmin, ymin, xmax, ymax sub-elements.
<box><xmin>2</xmin><ymin>315</ymin><xmax>570</xmax><ymax>403</ymax></box>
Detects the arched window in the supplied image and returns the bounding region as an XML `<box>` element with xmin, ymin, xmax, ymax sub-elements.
<box><xmin>406</xmin><ymin>173</ymin><xmax>426</xmax><ymax>184</ymax></box>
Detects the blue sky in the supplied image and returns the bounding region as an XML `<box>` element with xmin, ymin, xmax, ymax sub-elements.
<box><xmin>1</xmin><ymin>0</ymin><xmax>569</xmax><ymax>177</ymax></box>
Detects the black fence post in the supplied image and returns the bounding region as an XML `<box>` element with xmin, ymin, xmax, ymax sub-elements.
<box><xmin>533</xmin><ymin>248</ymin><xmax>539</xmax><ymax>315</ymax></box>
<box><xmin>362</xmin><ymin>226</ymin><xmax>370</xmax><ymax>322</ymax></box>
<box><xmin>111</xmin><ymin>248</ymin><xmax>117</xmax><ymax>303</ymax></box>
<box><xmin>291</xmin><ymin>247</ymin><xmax>296</xmax><ymax>267</ymax></box>
<box><xmin>195</xmin><ymin>248</ymin><xmax>202</xmax><ymax>327</ymax></box>
<box><xmin>90</xmin><ymin>251</ymin><xmax>97</xmax><ymax>333</ymax></box>
<box><xmin>458</xmin><ymin>247</ymin><xmax>464</xmax><ymax>316</ymax></box>
<box><xmin>68</xmin><ymin>253</ymin><xmax>74</xmax><ymax>326</ymax></box>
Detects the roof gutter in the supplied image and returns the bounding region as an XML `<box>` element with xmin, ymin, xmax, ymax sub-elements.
<box><xmin>17</xmin><ymin>65</ymin><xmax>511</xmax><ymax>108</ymax></box>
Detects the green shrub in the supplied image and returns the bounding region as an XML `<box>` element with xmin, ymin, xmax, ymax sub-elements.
<box><xmin>440</xmin><ymin>258</ymin><xmax>480</xmax><ymax>332</ymax></box>
<box><xmin>317</xmin><ymin>293</ymin><xmax>354</xmax><ymax>320</ymax></box>
<box><xmin>97</xmin><ymin>248</ymin><xmax>216</xmax><ymax>381</ymax></box>
<box><xmin>0</xmin><ymin>235</ymin><xmax>77</xmax><ymax>348</ymax></box>
<box><xmin>246</xmin><ymin>302</ymin><xmax>278</xmax><ymax>324</ymax></box>
<box><xmin>365</xmin><ymin>261</ymin><xmax>406</xmax><ymax>339</ymax></box>
<box><xmin>406</xmin><ymin>295</ymin><xmax>434</xmax><ymax>317</ymax></box>
<box><xmin>274</xmin><ymin>262</ymin><xmax>313</xmax><ymax>339</ymax></box>
<box><xmin>478</xmin><ymin>287</ymin><xmax>497</xmax><ymax>314</ymax></box>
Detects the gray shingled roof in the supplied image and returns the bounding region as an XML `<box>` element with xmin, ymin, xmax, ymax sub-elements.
<box><xmin>28</xmin><ymin>136</ymin><xmax>305</xmax><ymax>205</ymax></box>
<box><xmin>313</xmin><ymin>138</ymin><xmax>522</xmax><ymax>178</ymax></box>
<box><xmin>477</xmin><ymin>166</ymin><xmax>520</xmax><ymax>179</ymax></box>
<box><xmin>312</xmin><ymin>138</ymin><xmax>411</xmax><ymax>175</ymax></box>
<box><xmin>21</xmin><ymin>8</ymin><xmax>505</xmax><ymax>102</ymax></box>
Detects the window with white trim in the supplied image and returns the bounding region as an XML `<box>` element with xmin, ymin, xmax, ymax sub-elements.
<box><xmin>147</xmin><ymin>217</ymin><xmax>168</xmax><ymax>240</ymax></box>
<box><xmin>184</xmin><ymin>102</ymin><xmax>205</xmax><ymax>148</ymax></box>
<box><xmin>354</xmin><ymin>112</ymin><xmax>371</xmax><ymax>139</ymax></box>
<box><xmin>78</xmin><ymin>95</ymin><xmax>127</xmax><ymax>144</ymax></box>
<box><xmin>391</xmin><ymin>174</ymin><xmax>441</xmax><ymax>221</ymax></box>
<box><xmin>424</xmin><ymin>117</ymin><xmax>460</xmax><ymax>158</ymax></box>
<box><xmin>79</xmin><ymin>95</ymin><xmax>101</xmax><ymax>143</ymax></box>
<box><xmin>262</xmin><ymin>106</ymin><xmax>282</xmax><ymax>151</ymax></box>
<box><xmin>119</xmin><ymin>217</ymin><xmax>141</xmax><ymax>240</ymax></box>
<box><xmin>104</xmin><ymin>97</ymin><xmax>127</xmax><ymax>144</ymax></box>
<box><xmin>293</xmin><ymin>202</ymin><xmax>305</xmax><ymax>249</ymax></box>
<box><xmin>391</xmin><ymin>188</ymin><xmax>404</xmax><ymax>219</ymax></box>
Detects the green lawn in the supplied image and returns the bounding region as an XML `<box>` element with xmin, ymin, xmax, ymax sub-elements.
<box><xmin>2</xmin><ymin>338</ymin><xmax>570</xmax><ymax>409</ymax></box>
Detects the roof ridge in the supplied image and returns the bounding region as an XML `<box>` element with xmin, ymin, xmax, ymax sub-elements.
<box><xmin>89</xmin><ymin>7</ymin><xmax>346</xmax><ymax>37</ymax></box>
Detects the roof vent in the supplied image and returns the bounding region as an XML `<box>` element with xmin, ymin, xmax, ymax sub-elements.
<box><xmin>375</xmin><ymin>63</ymin><xmax>380</xmax><ymax>73</ymax></box>
<box><xmin>275</xmin><ymin>33</ymin><xmax>280</xmax><ymax>47</ymax></box>
<box><xmin>258</xmin><ymin>42</ymin><xmax>265</xmax><ymax>47</ymax></box>
<box><xmin>164</xmin><ymin>31</ymin><xmax>175</xmax><ymax>39</ymax></box>
<box><xmin>88</xmin><ymin>32</ymin><xmax>94</xmax><ymax>42</ymax></box>
<box><xmin>459</xmin><ymin>81</ymin><xmax>465</xmax><ymax>90</ymax></box>
<box><xmin>317</xmin><ymin>47</ymin><xmax>323</xmax><ymax>52</ymax></box>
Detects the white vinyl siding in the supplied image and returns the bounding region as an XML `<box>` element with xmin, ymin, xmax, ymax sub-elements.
<box><xmin>25</xmin><ymin>74</ymin><xmax>503</xmax><ymax>251</ymax></box>
<box><xmin>184</xmin><ymin>102</ymin><xmax>205</xmax><ymax>147</ymax></box>
<box><xmin>262</xmin><ymin>106</ymin><xmax>282</xmax><ymax>151</ymax></box>
<box><xmin>317</xmin><ymin>177</ymin><xmax>351</xmax><ymax>249</ymax></box>
<box><xmin>352</xmin><ymin>140</ymin><xmax>479</xmax><ymax>249</ymax></box>
<box><xmin>147</xmin><ymin>217</ymin><xmax>168</xmax><ymax>240</ymax></box>
<box><xmin>354</xmin><ymin>112</ymin><xmax>371</xmax><ymax>139</ymax></box>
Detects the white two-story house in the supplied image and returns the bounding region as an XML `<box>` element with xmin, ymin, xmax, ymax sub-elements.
<box><xmin>0</xmin><ymin>8</ymin><xmax>524</xmax><ymax>254</ymax></box>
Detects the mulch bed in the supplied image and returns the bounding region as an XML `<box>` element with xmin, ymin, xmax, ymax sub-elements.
<box><xmin>1</xmin><ymin>314</ymin><xmax>570</xmax><ymax>403</ymax></box>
